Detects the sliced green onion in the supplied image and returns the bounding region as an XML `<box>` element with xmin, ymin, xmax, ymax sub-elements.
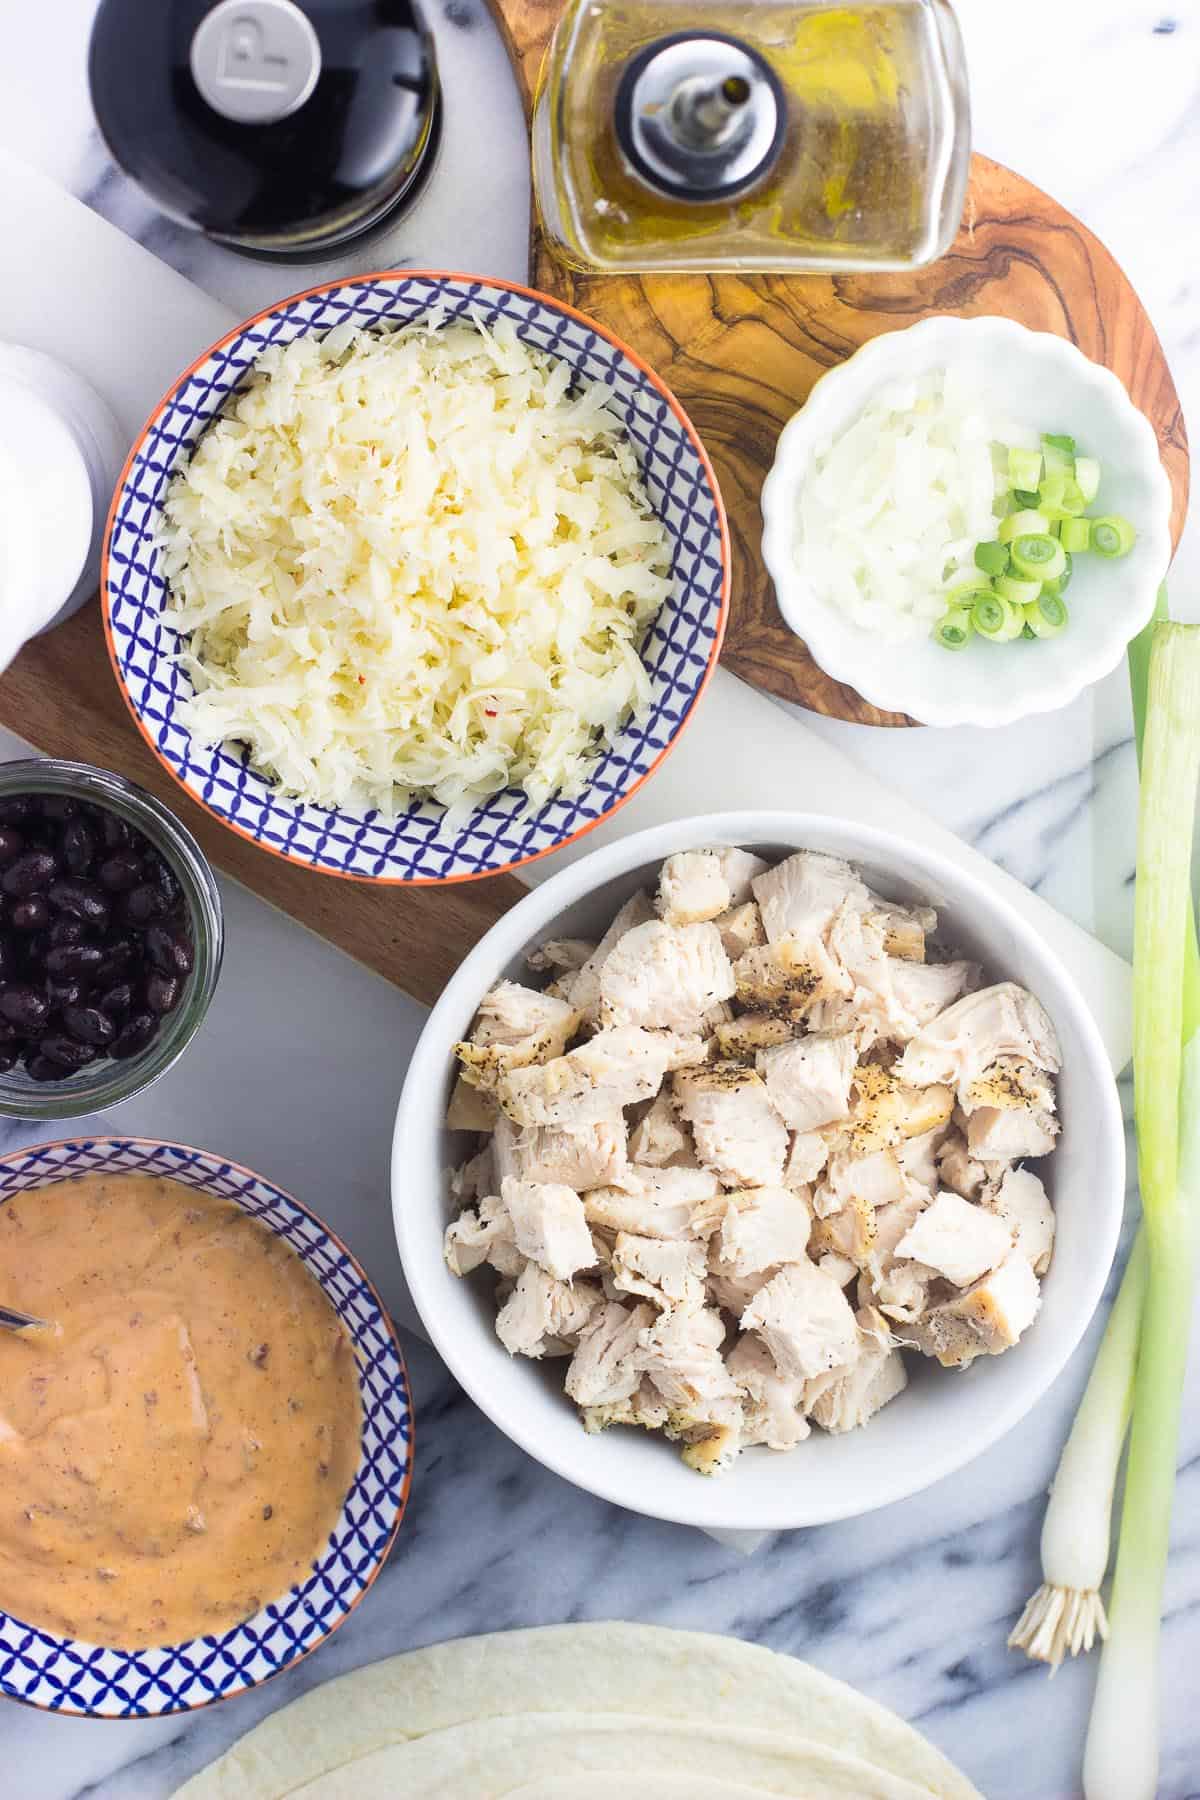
<box><xmin>1008</xmin><ymin>446</ymin><xmax>1043</xmax><ymax>491</ymax></box>
<box><xmin>1060</xmin><ymin>516</ymin><xmax>1092</xmax><ymax>554</ymax></box>
<box><xmin>1042</xmin><ymin>431</ymin><xmax>1076</xmax><ymax>455</ymax></box>
<box><xmin>1091</xmin><ymin>515</ymin><xmax>1137</xmax><ymax>558</ymax></box>
<box><xmin>1038</xmin><ymin>473</ymin><xmax>1068</xmax><ymax>514</ymax></box>
<box><xmin>973</xmin><ymin>540</ymin><xmax>1010</xmax><ymax>578</ymax></box>
<box><xmin>1012</xmin><ymin>487</ymin><xmax>1042</xmax><ymax>509</ymax></box>
<box><xmin>998</xmin><ymin>507</ymin><xmax>1050</xmax><ymax>544</ymax></box>
<box><xmin>1074</xmin><ymin>456</ymin><xmax>1101</xmax><ymax>504</ymax></box>
<box><xmin>932</xmin><ymin>608</ymin><xmax>974</xmax><ymax>651</ymax></box>
<box><xmin>945</xmin><ymin>580</ymin><xmax>994</xmax><ymax>610</ymax></box>
<box><xmin>1041</xmin><ymin>439</ymin><xmax>1074</xmax><ymax>476</ymax></box>
<box><xmin>1042</xmin><ymin>552</ymin><xmax>1073</xmax><ymax>601</ymax></box>
<box><xmin>1024</xmin><ymin>592</ymin><xmax>1068</xmax><ymax>637</ymax></box>
<box><xmin>971</xmin><ymin>591</ymin><xmax>1023</xmax><ymax>641</ymax></box>
<box><xmin>995</xmin><ymin>572</ymin><xmax>1043</xmax><ymax>608</ymax></box>
<box><xmin>1010</xmin><ymin>533</ymin><xmax>1067</xmax><ymax>582</ymax></box>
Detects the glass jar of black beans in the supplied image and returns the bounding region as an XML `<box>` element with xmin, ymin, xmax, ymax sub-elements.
<box><xmin>0</xmin><ymin>761</ymin><xmax>222</xmax><ymax>1118</ymax></box>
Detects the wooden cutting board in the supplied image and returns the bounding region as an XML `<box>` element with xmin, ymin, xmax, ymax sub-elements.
<box><xmin>489</xmin><ymin>0</ymin><xmax>1189</xmax><ymax>727</ymax></box>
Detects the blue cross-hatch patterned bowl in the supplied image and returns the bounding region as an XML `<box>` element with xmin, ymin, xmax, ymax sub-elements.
<box><xmin>102</xmin><ymin>272</ymin><xmax>730</xmax><ymax>885</ymax></box>
<box><xmin>0</xmin><ymin>1138</ymin><xmax>412</xmax><ymax>1719</ymax></box>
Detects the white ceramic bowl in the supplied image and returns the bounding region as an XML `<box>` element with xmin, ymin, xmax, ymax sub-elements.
<box><xmin>392</xmin><ymin>811</ymin><xmax>1124</xmax><ymax>1531</ymax></box>
<box><xmin>760</xmin><ymin>316</ymin><xmax>1173</xmax><ymax>727</ymax></box>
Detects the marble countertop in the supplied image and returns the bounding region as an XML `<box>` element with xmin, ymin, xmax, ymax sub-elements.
<box><xmin>1</xmin><ymin>0</ymin><xmax>1199</xmax><ymax>1795</ymax></box>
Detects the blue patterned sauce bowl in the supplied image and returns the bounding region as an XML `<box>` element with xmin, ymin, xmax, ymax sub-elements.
<box><xmin>0</xmin><ymin>1138</ymin><xmax>412</xmax><ymax>1719</ymax></box>
<box><xmin>102</xmin><ymin>272</ymin><xmax>730</xmax><ymax>886</ymax></box>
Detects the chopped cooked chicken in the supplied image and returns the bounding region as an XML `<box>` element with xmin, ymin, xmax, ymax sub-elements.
<box><xmin>498</xmin><ymin>1026</ymin><xmax>680</xmax><ymax>1126</ymax></box>
<box><xmin>804</xmin><ymin>1310</ymin><xmax>907</xmax><ymax>1432</ymax></box>
<box><xmin>741</xmin><ymin>1260</ymin><xmax>859</xmax><ymax>1380</ymax></box>
<box><xmin>499</xmin><ymin>1177</ymin><xmax>597</xmax><ymax>1282</ymax></box>
<box><xmin>898</xmin><ymin>1122</ymin><xmax>950</xmax><ymax>1191</ymax></box>
<box><xmin>810</xmin><ymin>1193</ymin><xmax>877</xmax><ymax>1266</ymax></box>
<box><xmin>988</xmin><ymin>1167</ymin><xmax>1055</xmax><ymax>1273</ymax></box>
<box><xmin>628</xmin><ymin>1091</ymin><xmax>688</xmax><ymax>1167</ymax></box>
<box><xmin>600</xmin><ymin>920</ymin><xmax>735</xmax><ymax>1034</ymax></box>
<box><xmin>903</xmin><ymin>1253</ymin><xmax>1041</xmax><ymax>1367</ymax></box>
<box><xmin>844</xmin><ymin>1061</ymin><xmax>955</xmax><ymax>1152</ymax></box>
<box><xmin>447</xmin><ymin>1076</ymin><xmax>499</xmax><ymax>1132</ymax></box>
<box><xmin>752</xmin><ymin>850</ymin><xmax>869</xmax><ymax>949</ymax></box>
<box><xmin>565</xmin><ymin>1300</ymin><xmax>657</xmax><ymax>1406</ymax></box>
<box><xmin>756</xmin><ymin>1032</ymin><xmax>857</xmax><ymax>1132</ymax></box>
<box><xmin>818</xmin><ymin>1251</ymin><xmax>859</xmax><ymax>1289</ymax></box>
<box><xmin>966</xmin><ymin>1103</ymin><xmax>1059</xmax><ymax>1161</ymax></box>
<box><xmin>715</xmin><ymin>1186</ymin><xmax>811</xmax><ymax>1279</ymax></box>
<box><xmin>585</xmin><ymin>1164</ymin><xmax>721</xmax><ymax>1241</ymax></box>
<box><xmin>728</xmin><ymin>1334</ymin><xmax>810</xmax><ymax>1450</ymax></box>
<box><xmin>713</xmin><ymin>901</ymin><xmax>766</xmax><ymax>962</ymax></box>
<box><xmin>448</xmin><ymin>1144</ymin><xmax>495</xmax><ymax>1207</ymax></box>
<box><xmin>492</xmin><ymin>1112</ymin><xmax>629</xmax><ymax>1192</ymax></box>
<box><xmin>526</xmin><ymin>938</ymin><xmax>597</xmax><ymax>975</ymax></box>
<box><xmin>673</xmin><ymin>1063</ymin><xmax>789</xmax><ymax>1188</ymax></box>
<box><xmin>813</xmin><ymin>1144</ymin><xmax>906</xmax><ymax>1219</ymax></box>
<box><xmin>897</xmin><ymin>981</ymin><xmax>1061</xmax><ymax>1100</ymax></box>
<box><xmin>935</xmin><ymin>1130</ymin><xmax>992</xmax><ymax>1201</ymax></box>
<box><xmin>657</xmin><ymin>850</ymin><xmax>732</xmax><ymax>925</ymax></box>
<box><xmin>444</xmin><ymin>843</ymin><xmax>1060</xmax><ymax>1474</ymax></box>
<box><xmin>454</xmin><ymin>981</ymin><xmax>580</xmax><ymax>1091</ymax></box>
<box><xmin>496</xmin><ymin>1267</ymin><xmax>603</xmax><ymax>1358</ymax></box>
<box><xmin>892</xmin><ymin>1188</ymin><xmax>1012</xmax><ymax>1288</ymax></box>
<box><xmin>570</xmin><ymin>890</ymin><xmax>656</xmax><ymax>1025</ymax></box>
<box><xmin>581</xmin><ymin>1377</ymin><xmax>669</xmax><ymax>1436</ymax></box>
<box><xmin>444</xmin><ymin>1192</ymin><xmax>524</xmax><ymax>1278</ymax></box>
<box><xmin>611</xmin><ymin>1232</ymin><xmax>708</xmax><ymax>1310</ymax></box>
<box><xmin>783</xmin><ymin>1129</ymin><xmax>830</xmax><ymax>1189</ymax></box>
<box><xmin>886</xmin><ymin>958</ymin><xmax>980</xmax><ymax>1029</ymax></box>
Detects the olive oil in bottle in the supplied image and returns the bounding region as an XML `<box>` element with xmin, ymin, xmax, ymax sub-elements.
<box><xmin>531</xmin><ymin>0</ymin><xmax>970</xmax><ymax>275</ymax></box>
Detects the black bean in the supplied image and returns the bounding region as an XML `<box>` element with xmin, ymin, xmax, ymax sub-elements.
<box><xmin>61</xmin><ymin>818</ymin><xmax>96</xmax><ymax>876</ymax></box>
<box><xmin>0</xmin><ymin>1017</ymin><xmax>21</xmax><ymax>1044</ymax></box>
<box><xmin>0</xmin><ymin>1048</ymin><xmax>17</xmax><ymax>1074</ymax></box>
<box><xmin>20</xmin><ymin>930</ymin><xmax>50</xmax><ymax>967</ymax></box>
<box><xmin>0</xmin><ymin>797</ymin><xmax>30</xmax><ymax>823</ymax></box>
<box><xmin>62</xmin><ymin>1005</ymin><xmax>116</xmax><ymax>1047</ymax></box>
<box><xmin>146</xmin><ymin>852</ymin><xmax>181</xmax><ymax>906</ymax></box>
<box><xmin>45</xmin><ymin>943</ymin><xmax>105</xmax><ymax>979</ymax></box>
<box><xmin>48</xmin><ymin>916</ymin><xmax>87</xmax><ymax>949</ymax></box>
<box><xmin>146</xmin><ymin>972</ymin><xmax>181</xmax><ymax>1015</ymax></box>
<box><xmin>122</xmin><ymin>883</ymin><xmax>166</xmax><ymax>925</ymax></box>
<box><xmin>39</xmin><ymin>796</ymin><xmax>77</xmax><ymax>821</ymax></box>
<box><xmin>0</xmin><ymin>985</ymin><xmax>49</xmax><ymax>1031</ymax></box>
<box><xmin>26</xmin><ymin>1054</ymin><xmax>66</xmax><ymax>1082</ymax></box>
<box><xmin>93</xmin><ymin>939</ymin><xmax>134</xmax><ymax>985</ymax></box>
<box><xmin>47</xmin><ymin>879</ymin><xmax>109</xmax><ymax>928</ymax></box>
<box><xmin>97</xmin><ymin>850</ymin><xmax>143</xmax><ymax>892</ymax></box>
<box><xmin>2</xmin><ymin>850</ymin><xmax>58</xmax><ymax>897</ymax></box>
<box><xmin>110</xmin><ymin>1012</ymin><xmax>159</xmax><ymax>1060</ymax></box>
<box><xmin>146</xmin><ymin>925</ymin><xmax>194</xmax><ymax>978</ymax></box>
<box><xmin>10</xmin><ymin>895</ymin><xmax>50</xmax><ymax>933</ymax></box>
<box><xmin>0</xmin><ymin>937</ymin><xmax>15</xmax><ymax>982</ymax></box>
<box><xmin>98</xmin><ymin>981</ymin><xmax>133</xmax><ymax>1022</ymax></box>
<box><xmin>0</xmin><ymin>827</ymin><xmax>24</xmax><ymax>866</ymax></box>
<box><xmin>99</xmin><ymin>811</ymin><xmax>131</xmax><ymax>850</ymax></box>
<box><xmin>39</xmin><ymin>1034</ymin><xmax>97</xmax><ymax>1070</ymax></box>
<box><xmin>47</xmin><ymin>978</ymin><xmax>83</xmax><ymax>1009</ymax></box>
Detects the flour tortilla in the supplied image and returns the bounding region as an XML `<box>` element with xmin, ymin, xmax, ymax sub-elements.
<box><xmin>289</xmin><ymin>1715</ymin><xmax>942</xmax><ymax>1800</ymax></box>
<box><xmin>176</xmin><ymin>1624</ymin><xmax>979</xmax><ymax>1800</ymax></box>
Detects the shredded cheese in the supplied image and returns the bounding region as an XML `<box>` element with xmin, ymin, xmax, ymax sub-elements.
<box><xmin>158</xmin><ymin>317</ymin><xmax>672</xmax><ymax>817</ymax></box>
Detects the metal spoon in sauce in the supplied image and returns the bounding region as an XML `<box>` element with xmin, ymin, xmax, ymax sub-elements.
<box><xmin>0</xmin><ymin>1304</ymin><xmax>57</xmax><ymax>1337</ymax></box>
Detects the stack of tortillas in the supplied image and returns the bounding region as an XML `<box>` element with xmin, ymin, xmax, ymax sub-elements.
<box><xmin>177</xmin><ymin>1624</ymin><xmax>981</xmax><ymax>1798</ymax></box>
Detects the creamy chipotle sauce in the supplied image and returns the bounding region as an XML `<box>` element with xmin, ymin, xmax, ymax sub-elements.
<box><xmin>0</xmin><ymin>1174</ymin><xmax>361</xmax><ymax>1648</ymax></box>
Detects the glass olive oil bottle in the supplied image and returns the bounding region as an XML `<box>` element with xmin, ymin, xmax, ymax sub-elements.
<box><xmin>532</xmin><ymin>0</ymin><xmax>970</xmax><ymax>275</ymax></box>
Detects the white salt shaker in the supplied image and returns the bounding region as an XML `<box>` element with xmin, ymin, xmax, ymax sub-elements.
<box><xmin>0</xmin><ymin>344</ymin><xmax>126</xmax><ymax>672</ymax></box>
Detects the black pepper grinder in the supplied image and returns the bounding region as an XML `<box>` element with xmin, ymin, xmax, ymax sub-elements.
<box><xmin>88</xmin><ymin>0</ymin><xmax>440</xmax><ymax>260</ymax></box>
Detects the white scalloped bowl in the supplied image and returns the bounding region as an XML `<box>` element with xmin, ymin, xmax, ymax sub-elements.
<box><xmin>760</xmin><ymin>317</ymin><xmax>1174</xmax><ymax>727</ymax></box>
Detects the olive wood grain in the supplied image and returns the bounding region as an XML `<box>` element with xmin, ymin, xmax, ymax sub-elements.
<box><xmin>488</xmin><ymin>0</ymin><xmax>1189</xmax><ymax>726</ymax></box>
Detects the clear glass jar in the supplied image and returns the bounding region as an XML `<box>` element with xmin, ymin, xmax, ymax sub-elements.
<box><xmin>0</xmin><ymin>760</ymin><xmax>223</xmax><ymax>1120</ymax></box>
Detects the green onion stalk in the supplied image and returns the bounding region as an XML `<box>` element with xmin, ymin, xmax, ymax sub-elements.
<box><xmin>1009</xmin><ymin>600</ymin><xmax>1200</xmax><ymax>1716</ymax></box>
